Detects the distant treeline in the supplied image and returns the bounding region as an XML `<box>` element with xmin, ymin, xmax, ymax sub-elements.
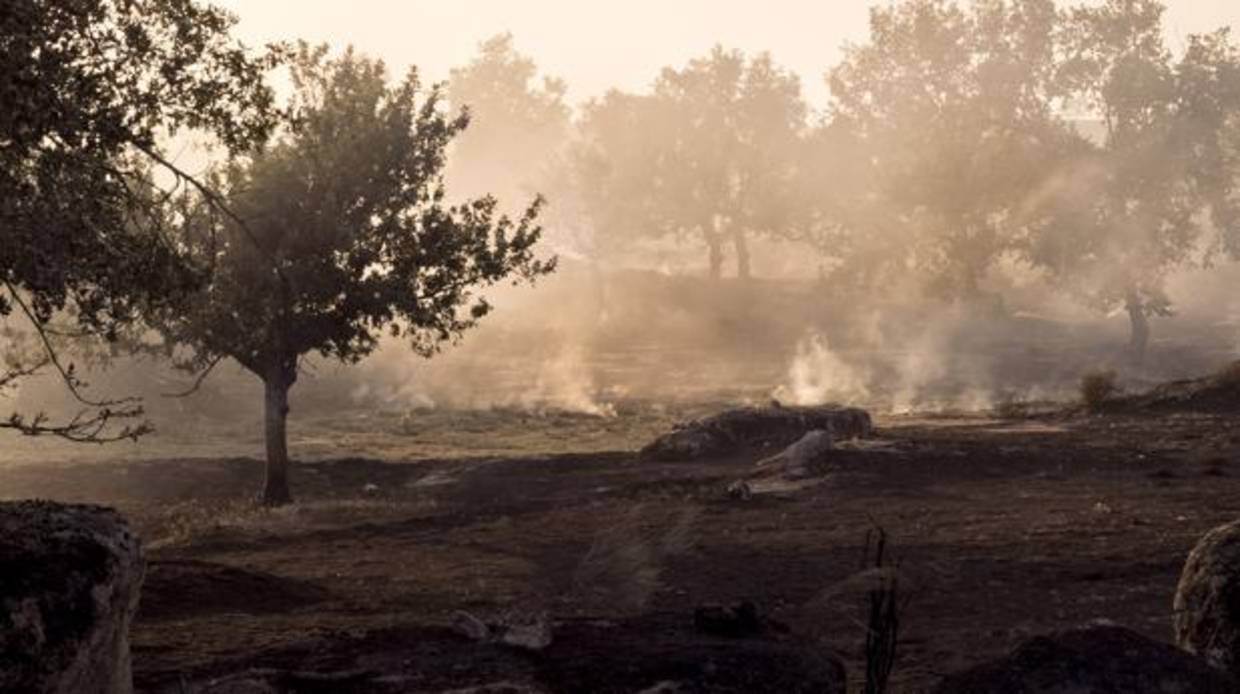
<box><xmin>448</xmin><ymin>1</ymin><xmax>1240</xmax><ymax>358</ymax></box>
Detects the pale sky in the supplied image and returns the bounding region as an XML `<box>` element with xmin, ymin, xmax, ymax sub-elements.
<box><xmin>216</xmin><ymin>1</ymin><xmax>1240</xmax><ymax>109</ymax></box>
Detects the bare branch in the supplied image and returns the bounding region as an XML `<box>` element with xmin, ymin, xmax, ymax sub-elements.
<box><xmin>2</xmin><ymin>280</ymin><xmax>139</xmax><ymax>409</ymax></box>
<box><xmin>161</xmin><ymin>354</ymin><xmax>224</xmax><ymax>398</ymax></box>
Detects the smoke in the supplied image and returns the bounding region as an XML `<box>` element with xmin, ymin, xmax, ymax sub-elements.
<box><xmin>773</xmin><ymin>333</ymin><xmax>871</xmax><ymax>406</ymax></box>
<box><xmin>360</xmin><ymin>337</ymin><xmax>616</xmax><ymax>417</ymax></box>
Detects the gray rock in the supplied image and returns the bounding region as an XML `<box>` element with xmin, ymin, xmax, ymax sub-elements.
<box><xmin>0</xmin><ymin>501</ymin><xmax>145</xmax><ymax>694</ymax></box>
<box><xmin>1175</xmin><ymin>518</ymin><xmax>1240</xmax><ymax>673</ymax></box>
<box><xmin>497</xmin><ymin>613</ymin><xmax>552</xmax><ymax>652</ymax></box>
<box><xmin>451</xmin><ymin>611</ymin><xmax>491</xmax><ymax>641</ymax></box>
<box><xmin>931</xmin><ymin>624</ymin><xmax>1236</xmax><ymax>693</ymax></box>
<box><xmin>754</xmin><ymin>429</ymin><xmax>834</xmax><ymax>479</ymax></box>
<box><xmin>726</xmin><ymin>480</ymin><xmax>753</xmax><ymax>501</ymax></box>
<box><xmin>642</xmin><ymin>406</ymin><xmax>871</xmax><ymax>462</ymax></box>
<box><xmin>452</xmin><ymin>610</ymin><xmax>552</xmax><ymax>652</ymax></box>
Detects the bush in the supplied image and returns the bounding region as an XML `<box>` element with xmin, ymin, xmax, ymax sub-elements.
<box><xmin>1080</xmin><ymin>370</ymin><xmax>1119</xmax><ymax>412</ymax></box>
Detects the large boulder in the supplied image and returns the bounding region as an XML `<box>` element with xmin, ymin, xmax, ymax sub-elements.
<box><xmin>0</xmin><ymin>501</ymin><xmax>145</xmax><ymax>694</ymax></box>
<box><xmin>641</xmin><ymin>405</ymin><xmax>871</xmax><ymax>462</ymax></box>
<box><xmin>1175</xmin><ymin>518</ymin><xmax>1240</xmax><ymax>673</ymax></box>
<box><xmin>931</xmin><ymin>624</ymin><xmax>1236</xmax><ymax>693</ymax></box>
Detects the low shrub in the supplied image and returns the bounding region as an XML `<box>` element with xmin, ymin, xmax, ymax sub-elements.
<box><xmin>1080</xmin><ymin>370</ymin><xmax>1119</xmax><ymax>412</ymax></box>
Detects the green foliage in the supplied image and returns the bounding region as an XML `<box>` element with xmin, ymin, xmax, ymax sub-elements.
<box><xmin>1</xmin><ymin>0</ymin><xmax>283</xmax><ymax>440</ymax></box>
<box><xmin>163</xmin><ymin>44</ymin><xmax>554</xmax><ymax>376</ymax></box>
<box><xmin>157</xmin><ymin>44</ymin><xmax>555</xmax><ymax>502</ymax></box>
<box><xmin>1080</xmin><ymin>370</ymin><xmax>1119</xmax><ymax>411</ymax></box>
<box><xmin>1</xmin><ymin>0</ymin><xmax>283</xmax><ymax>331</ymax></box>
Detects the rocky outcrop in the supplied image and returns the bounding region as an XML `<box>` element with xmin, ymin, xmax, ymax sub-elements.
<box><xmin>641</xmin><ymin>405</ymin><xmax>871</xmax><ymax>461</ymax></box>
<box><xmin>1175</xmin><ymin>518</ymin><xmax>1240</xmax><ymax>674</ymax></box>
<box><xmin>0</xmin><ymin>501</ymin><xmax>145</xmax><ymax>694</ymax></box>
<box><xmin>931</xmin><ymin>624</ymin><xmax>1236</xmax><ymax>693</ymax></box>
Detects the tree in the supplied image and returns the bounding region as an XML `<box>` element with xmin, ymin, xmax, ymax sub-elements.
<box><xmin>1</xmin><ymin>0</ymin><xmax>282</xmax><ymax>441</ymax></box>
<box><xmin>1026</xmin><ymin>0</ymin><xmax>1240</xmax><ymax>361</ymax></box>
<box><xmin>822</xmin><ymin>0</ymin><xmax>1071</xmax><ymax>301</ymax></box>
<box><xmin>571</xmin><ymin>47</ymin><xmax>807</xmax><ymax>280</ymax></box>
<box><xmin>158</xmin><ymin>45</ymin><xmax>555</xmax><ymax>505</ymax></box>
<box><xmin>445</xmin><ymin>33</ymin><xmax>570</xmax><ymax>207</ymax></box>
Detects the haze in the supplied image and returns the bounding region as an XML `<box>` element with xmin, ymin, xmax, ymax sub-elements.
<box><xmin>214</xmin><ymin>0</ymin><xmax>1240</xmax><ymax>105</ymax></box>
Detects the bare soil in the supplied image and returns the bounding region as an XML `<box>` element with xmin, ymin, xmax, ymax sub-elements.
<box><xmin>5</xmin><ymin>401</ymin><xmax>1240</xmax><ymax>692</ymax></box>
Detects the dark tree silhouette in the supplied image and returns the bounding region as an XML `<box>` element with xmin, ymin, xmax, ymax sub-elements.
<box><xmin>1</xmin><ymin>0</ymin><xmax>283</xmax><ymax>441</ymax></box>
<box><xmin>824</xmin><ymin>0</ymin><xmax>1067</xmax><ymax>301</ymax></box>
<box><xmin>157</xmin><ymin>45</ymin><xmax>555</xmax><ymax>505</ymax></box>
<box><xmin>570</xmin><ymin>47</ymin><xmax>806</xmax><ymax>280</ymax></box>
<box><xmin>446</xmin><ymin>33</ymin><xmax>570</xmax><ymax>207</ymax></box>
<box><xmin>1027</xmin><ymin>0</ymin><xmax>1240</xmax><ymax>361</ymax></box>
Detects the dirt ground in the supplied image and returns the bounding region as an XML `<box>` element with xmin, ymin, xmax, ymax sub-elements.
<box><xmin>5</xmin><ymin>399</ymin><xmax>1240</xmax><ymax>693</ymax></box>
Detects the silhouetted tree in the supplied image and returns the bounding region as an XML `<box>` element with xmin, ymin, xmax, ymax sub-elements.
<box><xmin>157</xmin><ymin>46</ymin><xmax>555</xmax><ymax>505</ymax></box>
<box><xmin>446</xmin><ymin>33</ymin><xmax>570</xmax><ymax>207</ymax></box>
<box><xmin>1</xmin><ymin>0</ymin><xmax>282</xmax><ymax>441</ymax></box>
<box><xmin>824</xmin><ymin>0</ymin><xmax>1068</xmax><ymax>300</ymax></box>
<box><xmin>571</xmin><ymin>47</ymin><xmax>807</xmax><ymax>280</ymax></box>
<box><xmin>1026</xmin><ymin>0</ymin><xmax>1240</xmax><ymax>361</ymax></box>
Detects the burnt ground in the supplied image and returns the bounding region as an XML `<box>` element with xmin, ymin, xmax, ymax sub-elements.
<box><xmin>5</xmin><ymin>406</ymin><xmax>1240</xmax><ymax>692</ymax></box>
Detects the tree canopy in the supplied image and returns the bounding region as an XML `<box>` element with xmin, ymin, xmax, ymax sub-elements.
<box><xmin>824</xmin><ymin>0</ymin><xmax>1069</xmax><ymax>299</ymax></box>
<box><xmin>569</xmin><ymin>47</ymin><xmax>807</xmax><ymax>279</ymax></box>
<box><xmin>1</xmin><ymin>0</ymin><xmax>283</xmax><ymax>441</ymax></box>
<box><xmin>446</xmin><ymin>33</ymin><xmax>571</xmax><ymax>207</ymax></box>
<box><xmin>1022</xmin><ymin>0</ymin><xmax>1240</xmax><ymax>358</ymax></box>
<box><xmin>157</xmin><ymin>45</ymin><xmax>555</xmax><ymax>504</ymax></box>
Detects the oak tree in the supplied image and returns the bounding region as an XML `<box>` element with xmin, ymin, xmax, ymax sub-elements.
<box><xmin>571</xmin><ymin>47</ymin><xmax>807</xmax><ymax>280</ymax></box>
<box><xmin>159</xmin><ymin>46</ymin><xmax>554</xmax><ymax>504</ymax></box>
<box><xmin>1027</xmin><ymin>0</ymin><xmax>1240</xmax><ymax>360</ymax></box>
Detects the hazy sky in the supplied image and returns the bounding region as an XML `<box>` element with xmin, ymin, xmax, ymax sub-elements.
<box><xmin>216</xmin><ymin>1</ymin><xmax>1239</xmax><ymax>108</ymax></box>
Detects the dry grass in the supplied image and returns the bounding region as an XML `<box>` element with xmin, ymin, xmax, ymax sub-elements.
<box><xmin>145</xmin><ymin>496</ymin><xmax>426</xmax><ymax>549</ymax></box>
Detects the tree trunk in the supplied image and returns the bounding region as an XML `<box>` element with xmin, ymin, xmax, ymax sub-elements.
<box><xmin>707</xmin><ymin>236</ymin><xmax>724</xmax><ymax>281</ymax></box>
<box><xmin>732</xmin><ymin>228</ymin><xmax>751</xmax><ymax>280</ymax></box>
<box><xmin>1126</xmin><ymin>291</ymin><xmax>1150</xmax><ymax>364</ymax></box>
<box><xmin>261</xmin><ymin>371</ymin><xmax>294</xmax><ymax>506</ymax></box>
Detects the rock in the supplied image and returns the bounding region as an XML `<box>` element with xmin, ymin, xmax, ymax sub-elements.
<box><xmin>725</xmin><ymin>480</ymin><xmax>753</xmax><ymax>501</ymax></box>
<box><xmin>754</xmin><ymin>429</ymin><xmax>834</xmax><ymax>479</ymax></box>
<box><xmin>497</xmin><ymin>613</ymin><xmax>553</xmax><ymax>652</ymax></box>
<box><xmin>451</xmin><ymin>610</ymin><xmax>551</xmax><ymax>652</ymax></box>
<box><xmin>1175</xmin><ymin>518</ymin><xmax>1240</xmax><ymax>673</ymax></box>
<box><xmin>451</xmin><ymin>611</ymin><xmax>491</xmax><ymax>641</ymax></box>
<box><xmin>931</xmin><ymin>624</ymin><xmax>1237</xmax><ymax>693</ymax></box>
<box><xmin>642</xmin><ymin>405</ymin><xmax>871</xmax><ymax>462</ymax></box>
<box><xmin>0</xmin><ymin>501</ymin><xmax>145</xmax><ymax>694</ymax></box>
